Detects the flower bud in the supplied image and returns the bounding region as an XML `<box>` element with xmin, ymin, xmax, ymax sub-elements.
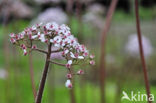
<box><xmin>28</xmin><ymin>34</ymin><xmax>32</xmax><ymax>39</ymax></box>
<box><xmin>66</xmin><ymin>64</ymin><xmax>71</xmax><ymax>68</ymax></box>
<box><xmin>89</xmin><ymin>60</ymin><xmax>95</xmax><ymax>65</ymax></box>
<box><xmin>66</xmin><ymin>73</ymin><xmax>72</xmax><ymax>79</ymax></box>
<box><xmin>32</xmin><ymin>45</ymin><xmax>37</xmax><ymax>49</ymax></box>
<box><xmin>45</xmin><ymin>39</ymin><xmax>48</xmax><ymax>43</ymax></box>
<box><xmin>23</xmin><ymin>49</ymin><xmax>27</xmax><ymax>56</ymax></box>
<box><xmin>10</xmin><ymin>33</ymin><xmax>15</xmax><ymax>37</ymax></box>
<box><xmin>83</xmin><ymin>52</ymin><xmax>88</xmax><ymax>56</ymax></box>
<box><xmin>90</xmin><ymin>54</ymin><xmax>95</xmax><ymax>59</ymax></box>
<box><xmin>65</xmin><ymin>80</ymin><xmax>72</xmax><ymax>88</ymax></box>
<box><xmin>77</xmin><ymin>69</ymin><xmax>84</xmax><ymax>75</ymax></box>
<box><xmin>21</xmin><ymin>44</ymin><xmax>26</xmax><ymax>50</ymax></box>
<box><xmin>10</xmin><ymin>38</ymin><xmax>16</xmax><ymax>44</ymax></box>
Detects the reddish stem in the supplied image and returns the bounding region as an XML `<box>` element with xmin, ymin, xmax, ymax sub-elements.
<box><xmin>70</xmin><ymin>88</ymin><xmax>76</xmax><ymax>103</ymax></box>
<box><xmin>76</xmin><ymin>0</ymin><xmax>83</xmax><ymax>42</ymax></box>
<box><xmin>49</xmin><ymin>60</ymin><xmax>66</xmax><ymax>66</ymax></box>
<box><xmin>76</xmin><ymin>0</ymin><xmax>81</xmax><ymax>21</ymax></box>
<box><xmin>66</xmin><ymin>0</ymin><xmax>73</xmax><ymax>16</ymax></box>
<box><xmin>35</xmin><ymin>43</ymin><xmax>52</xmax><ymax>103</ymax></box>
<box><xmin>134</xmin><ymin>1</ymin><xmax>151</xmax><ymax>103</ymax></box>
<box><xmin>99</xmin><ymin>0</ymin><xmax>118</xmax><ymax>103</ymax></box>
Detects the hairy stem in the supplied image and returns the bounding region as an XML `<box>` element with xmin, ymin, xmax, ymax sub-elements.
<box><xmin>35</xmin><ymin>43</ymin><xmax>52</xmax><ymax>103</ymax></box>
<box><xmin>99</xmin><ymin>0</ymin><xmax>118</xmax><ymax>103</ymax></box>
<box><xmin>134</xmin><ymin>1</ymin><xmax>151</xmax><ymax>103</ymax></box>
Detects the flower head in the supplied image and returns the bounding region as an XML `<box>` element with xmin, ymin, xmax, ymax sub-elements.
<box><xmin>9</xmin><ymin>22</ymin><xmax>95</xmax><ymax>88</ymax></box>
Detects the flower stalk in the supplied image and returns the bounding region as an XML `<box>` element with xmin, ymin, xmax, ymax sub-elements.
<box><xmin>99</xmin><ymin>0</ymin><xmax>118</xmax><ymax>103</ymax></box>
<box><xmin>134</xmin><ymin>0</ymin><xmax>151</xmax><ymax>103</ymax></box>
<box><xmin>35</xmin><ymin>43</ymin><xmax>52</xmax><ymax>103</ymax></box>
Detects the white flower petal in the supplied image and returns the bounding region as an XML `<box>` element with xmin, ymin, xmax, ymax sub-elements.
<box><xmin>68</xmin><ymin>60</ymin><xmax>72</xmax><ymax>65</ymax></box>
<box><xmin>70</xmin><ymin>52</ymin><xmax>76</xmax><ymax>58</ymax></box>
<box><xmin>32</xmin><ymin>35</ymin><xmax>38</xmax><ymax>39</ymax></box>
<box><xmin>65</xmin><ymin>50</ymin><xmax>69</xmax><ymax>54</ymax></box>
<box><xmin>78</xmin><ymin>56</ymin><xmax>84</xmax><ymax>59</ymax></box>
<box><xmin>65</xmin><ymin>80</ymin><xmax>71</xmax><ymax>87</ymax></box>
<box><xmin>50</xmin><ymin>39</ymin><xmax>53</xmax><ymax>43</ymax></box>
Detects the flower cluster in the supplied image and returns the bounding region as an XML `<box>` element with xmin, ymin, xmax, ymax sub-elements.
<box><xmin>9</xmin><ymin>22</ymin><xmax>95</xmax><ymax>88</ymax></box>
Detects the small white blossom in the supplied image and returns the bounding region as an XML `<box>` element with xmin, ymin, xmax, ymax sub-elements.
<box><xmin>65</xmin><ymin>80</ymin><xmax>72</xmax><ymax>88</ymax></box>
<box><xmin>70</xmin><ymin>52</ymin><xmax>76</xmax><ymax>58</ymax></box>
<box><xmin>10</xmin><ymin>33</ymin><xmax>15</xmax><ymax>37</ymax></box>
<box><xmin>32</xmin><ymin>35</ymin><xmax>38</xmax><ymax>39</ymax></box>
<box><xmin>68</xmin><ymin>60</ymin><xmax>72</xmax><ymax>65</ymax></box>
<box><xmin>23</xmin><ymin>49</ymin><xmax>27</xmax><ymax>56</ymax></box>
<box><xmin>39</xmin><ymin>34</ymin><xmax>45</xmax><ymax>42</ymax></box>
<box><xmin>64</xmin><ymin>49</ymin><xmax>69</xmax><ymax>54</ymax></box>
<box><xmin>78</xmin><ymin>56</ymin><xmax>84</xmax><ymax>59</ymax></box>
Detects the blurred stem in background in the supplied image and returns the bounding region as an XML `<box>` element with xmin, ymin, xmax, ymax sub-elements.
<box><xmin>3</xmin><ymin>12</ymin><xmax>10</xmax><ymax>103</ymax></box>
<box><xmin>2</xmin><ymin>1</ymin><xmax>11</xmax><ymax>102</ymax></box>
<box><xmin>75</xmin><ymin>1</ymin><xmax>87</xmax><ymax>103</ymax></box>
<box><xmin>80</xmin><ymin>74</ymin><xmax>87</xmax><ymax>103</ymax></box>
<box><xmin>99</xmin><ymin>0</ymin><xmax>118</xmax><ymax>103</ymax></box>
<box><xmin>76</xmin><ymin>0</ymin><xmax>83</xmax><ymax>42</ymax></box>
<box><xmin>66</xmin><ymin>0</ymin><xmax>73</xmax><ymax>25</ymax></box>
<box><xmin>66</xmin><ymin>1</ymin><xmax>76</xmax><ymax>103</ymax></box>
<box><xmin>134</xmin><ymin>0</ymin><xmax>151</xmax><ymax>103</ymax></box>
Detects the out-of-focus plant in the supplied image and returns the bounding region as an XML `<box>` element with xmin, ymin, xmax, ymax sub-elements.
<box><xmin>135</xmin><ymin>0</ymin><xmax>151</xmax><ymax>103</ymax></box>
<box><xmin>9</xmin><ymin>22</ymin><xmax>94</xmax><ymax>103</ymax></box>
<box><xmin>99</xmin><ymin>0</ymin><xmax>118</xmax><ymax>103</ymax></box>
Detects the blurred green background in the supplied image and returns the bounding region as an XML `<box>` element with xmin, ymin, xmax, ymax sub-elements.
<box><xmin>0</xmin><ymin>0</ymin><xmax>156</xmax><ymax>103</ymax></box>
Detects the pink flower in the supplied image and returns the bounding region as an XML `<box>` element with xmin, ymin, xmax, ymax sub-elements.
<box><xmin>83</xmin><ymin>52</ymin><xmax>88</xmax><ymax>56</ymax></box>
<box><xmin>66</xmin><ymin>73</ymin><xmax>72</xmax><ymax>79</ymax></box>
<box><xmin>10</xmin><ymin>33</ymin><xmax>15</xmax><ymax>37</ymax></box>
<box><xmin>45</xmin><ymin>39</ymin><xmax>48</xmax><ymax>43</ymax></box>
<box><xmin>66</xmin><ymin>60</ymin><xmax>72</xmax><ymax>68</ymax></box>
<box><xmin>66</xmin><ymin>64</ymin><xmax>71</xmax><ymax>68</ymax></box>
<box><xmin>10</xmin><ymin>38</ymin><xmax>16</xmax><ymax>44</ymax></box>
<box><xmin>90</xmin><ymin>54</ymin><xmax>95</xmax><ymax>59</ymax></box>
<box><xmin>15</xmin><ymin>34</ymin><xmax>19</xmax><ymax>40</ymax></box>
<box><xmin>89</xmin><ymin>60</ymin><xmax>95</xmax><ymax>65</ymax></box>
<box><xmin>21</xmin><ymin>44</ymin><xmax>26</xmax><ymax>49</ymax></box>
<box><xmin>32</xmin><ymin>45</ymin><xmax>37</xmax><ymax>49</ymax></box>
<box><xmin>28</xmin><ymin>34</ymin><xmax>32</xmax><ymax>39</ymax></box>
<box><xmin>77</xmin><ymin>69</ymin><xmax>84</xmax><ymax>75</ymax></box>
<box><xmin>23</xmin><ymin>49</ymin><xmax>27</xmax><ymax>56</ymax></box>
